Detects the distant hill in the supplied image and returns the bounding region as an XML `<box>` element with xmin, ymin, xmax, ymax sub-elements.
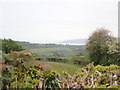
<box><xmin>16</xmin><ymin>41</ymin><xmax>85</xmax><ymax>57</ymax></box>
<box><xmin>60</xmin><ymin>39</ymin><xmax>87</xmax><ymax>45</ymax></box>
<box><xmin>16</xmin><ymin>41</ymin><xmax>40</xmax><ymax>49</ymax></box>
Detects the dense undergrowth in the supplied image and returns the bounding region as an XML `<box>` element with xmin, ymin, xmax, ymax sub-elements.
<box><xmin>0</xmin><ymin>51</ymin><xmax>120</xmax><ymax>89</ymax></box>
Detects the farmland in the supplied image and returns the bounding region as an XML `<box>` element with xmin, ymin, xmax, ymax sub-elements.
<box><xmin>35</xmin><ymin>61</ymin><xmax>83</xmax><ymax>76</ymax></box>
<box><xmin>16</xmin><ymin>41</ymin><xmax>85</xmax><ymax>57</ymax></box>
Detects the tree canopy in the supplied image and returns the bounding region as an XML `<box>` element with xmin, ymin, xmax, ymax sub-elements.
<box><xmin>2</xmin><ymin>38</ymin><xmax>24</xmax><ymax>54</ymax></box>
<box><xmin>85</xmin><ymin>28</ymin><xmax>119</xmax><ymax>65</ymax></box>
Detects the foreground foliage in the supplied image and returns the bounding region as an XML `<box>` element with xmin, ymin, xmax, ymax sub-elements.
<box><xmin>60</xmin><ymin>63</ymin><xmax>120</xmax><ymax>88</ymax></box>
<box><xmin>1</xmin><ymin>51</ymin><xmax>120</xmax><ymax>89</ymax></box>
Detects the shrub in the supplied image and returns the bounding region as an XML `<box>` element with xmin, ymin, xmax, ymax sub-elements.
<box><xmin>58</xmin><ymin>63</ymin><xmax>120</xmax><ymax>88</ymax></box>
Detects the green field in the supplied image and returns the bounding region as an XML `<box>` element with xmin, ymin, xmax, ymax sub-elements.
<box><xmin>35</xmin><ymin>61</ymin><xmax>83</xmax><ymax>76</ymax></box>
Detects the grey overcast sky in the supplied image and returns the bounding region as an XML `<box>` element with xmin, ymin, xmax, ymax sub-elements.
<box><xmin>0</xmin><ymin>0</ymin><xmax>119</xmax><ymax>43</ymax></box>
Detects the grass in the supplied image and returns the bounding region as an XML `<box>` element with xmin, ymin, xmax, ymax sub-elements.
<box><xmin>35</xmin><ymin>61</ymin><xmax>83</xmax><ymax>76</ymax></box>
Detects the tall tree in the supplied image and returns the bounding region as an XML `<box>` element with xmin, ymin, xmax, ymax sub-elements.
<box><xmin>107</xmin><ymin>41</ymin><xmax>120</xmax><ymax>65</ymax></box>
<box><xmin>2</xmin><ymin>38</ymin><xmax>24</xmax><ymax>54</ymax></box>
<box><xmin>85</xmin><ymin>28</ymin><xmax>116</xmax><ymax>65</ymax></box>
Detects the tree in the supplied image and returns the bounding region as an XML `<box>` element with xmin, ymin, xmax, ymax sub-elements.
<box><xmin>107</xmin><ymin>41</ymin><xmax>120</xmax><ymax>65</ymax></box>
<box><xmin>85</xmin><ymin>28</ymin><xmax>116</xmax><ymax>65</ymax></box>
<box><xmin>2</xmin><ymin>38</ymin><xmax>24</xmax><ymax>54</ymax></box>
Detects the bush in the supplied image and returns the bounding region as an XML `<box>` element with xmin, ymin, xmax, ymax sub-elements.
<box><xmin>1</xmin><ymin>51</ymin><xmax>60</xmax><ymax>89</ymax></box>
<box><xmin>60</xmin><ymin>63</ymin><xmax>120</xmax><ymax>88</ymax></box>
<box><xmin>47</xmin><ymin>57</ymin><xmax>68</xmax><ymax>63</ymax></box>
<box><xmin>71</xmin><ymin>56</ymin><xmax>88</xmax><ymax>65</ymax></box>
